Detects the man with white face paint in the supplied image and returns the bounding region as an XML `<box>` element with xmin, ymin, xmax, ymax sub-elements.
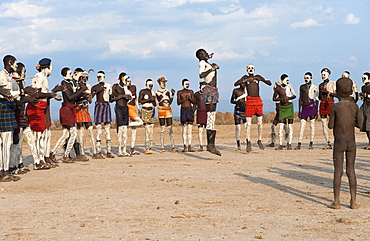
<box><xmin>230</xmin><ymin>81</ymin><xmax>247</xmax><ymax>151</ymax></box>
<box><xmin>294</xmin><ymin>72</ymin><xmax>319</xmax><ymax>150</ymax></box>
<box><xmin>74</xmin><ymin>69</ymin><xmax>101</xmax><ymax>160</ymax></box>
<box><xmin>111</xmin><ymin>72</ymin><xmax>132</xmax><ymax>157</ymax></box>
<box><xmin>155</xmin><ymin>77</ymin><xmax>178</xmax><ymax>153</ymax></box>
<box><xmin>319</xmin><ymin>68</ymin><xmax>336</xmax><ymax>149</ymax></box>
<box><xmin>27</xmin><ymin>58</ymin><xmax>63</xmax><ymax>169</ymax></box>
<box><xmin>50</xmin><ymin>67</ymin><xmax>88</xmax><ymax>163</ymax></box>
<box><xmin>342</xmin><ymin>71</ymin><xmax>358</xmax><ymax>103</ymax></box>
<box><xmin>91</xmin><ymin>71</ymin><xmax>114</xmax><ymax>158</ymax></box>
<box><xmin>0</xmin><ymin>55</ymin><xmax>20</xmax><ymax>181</ymax></box>
<box><xmin>196</xmin><ymin>49</ymin><xmax>221</xmax><ymax>156</ymax></box>
<box><xmin>359</xmin><ymin>72</ymin><xmax>370</xmax><ymax>149</ymax></box>
<box><xmin>273</xmin><ymin>74</ymin><xmax>296</xmax><ymax>150</ymax></box>
<box><xmin>234</xmin><ymin>64</ymin><xmax>272</xmax><ymax>152</ymax></box>
<box><xmin>139</xmin><ymin>79</ymin><xmax>157</xmax><ymax>154</ymax></box>
<box><xmin>177</xmin><ymin>79</ymin><xmax>196</xmax><ymax>152</ymax></box>
<box><xmin>126</xmin><ymin>75</ymin><xmax>143</xmax><ymax>155</ymax></box>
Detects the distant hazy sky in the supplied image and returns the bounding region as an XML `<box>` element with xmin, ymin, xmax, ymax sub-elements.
<box><xmin>1</xmin><ymin>0</ymin><xmax>368</xmax><ymax>115</ymax></box>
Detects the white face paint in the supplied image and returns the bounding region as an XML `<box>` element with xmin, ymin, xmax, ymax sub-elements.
<box><xmin>321</xmin><ymin>70</ymin><xmax>330</xmax><ymax>81</ymax></box>
<box><xmin>247</xmin><ymin>64</ymin><xmax>255</xmax><ymax>75</ymax></box>
<box><xmin>146</xmin><ymin>81</ymin><xmax>154</xmax><ymax>90</ymax></box>
<box><xmin>342</xmin><ymin>72</ymin><xmax>350</xmax><ymax>78</ymax></box>
<box><xmin>10</xmin><ymin>60</ymin><xmax>18</xmax><ymax>72</ymax></box>
<box><xmin>183</xmin><ymin>81</ymin><xmax>190</xmax><ymax>90</ymax></box>
<box><xmin>65</xmin><ymin>70</ymin><xmax>73</xmax><ymax>80</ymax></box>
<box><xmin>282</xmin><ymin>77</ymin><xmax>289</xmax><ymax>85</ymax></box>
<box><xmin>304</xmin><ymin>74</ymin><xmax>312</xmax><ymax>84</ymax></box>
<box><xmin>126</xmin><ymin>77</ymin><xmax>132</xmax><ymax>86</ymax></box>
<box><xmin>159</xmin><ymin>81</ymin><xmax>166</xmax><ymax>89</ymax></box>
<box><xmin>97</xmin><ymin>73</ymin><xmax>105</xmax><ymax>83</ymax></box>
<box><xmin>73</xmin><ymin>72</ymin><xmax>81</xmax><ymax>81</ymax></box>
<box><xmin>362</xmin><ymin>74</ymin><xmax>370</xmax><ymax>84</ymax></box>
<box><xmin>45</xmin><ymin>63</ymin><xmax>52</xmax><ymax>77</ymax></box>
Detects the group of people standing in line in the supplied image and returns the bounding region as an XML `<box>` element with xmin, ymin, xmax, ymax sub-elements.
<box><xmin>0</xmin><ymin>48</ymin><xmax>368</xmax><ymax>210</ymax></box>
<box><xmin>0</xmin><ymin>48</ymin><xmax>223</xmax><ymax>182</ymax></box>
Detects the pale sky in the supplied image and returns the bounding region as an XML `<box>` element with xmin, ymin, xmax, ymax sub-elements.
<box><xmin>0</xmin><ymin>0</ymin><xmax>369</xmax><ymax>116</ymax></box>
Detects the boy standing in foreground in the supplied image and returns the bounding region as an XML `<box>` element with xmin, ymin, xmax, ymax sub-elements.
<box><xmin>328</xmin><ymin>77</ymin><xmax>361</xmax><ymax>209</ymax></box>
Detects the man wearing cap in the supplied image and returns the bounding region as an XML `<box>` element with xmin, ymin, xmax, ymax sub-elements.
<box><xmin>196</xmin><ymin>49</ymin><xmax>221</xmax><ymax>156</ymax></box>
<box><xmin>155</xmin><ymin>77</ymin><xmax>178</xmax><ymax>153</ymax></box>
<box><xmin>27</xmin><ymin>58</ymin><xmax>62</xmax><ymax>169</ymax></box>
<box><xmin>177</xmin><ymin>79</ymin><xmax>196</xmax><ymax>152</ymax></box>
<box><xmin>138</xmin><ymin>79</ymin><xmax>156</xmax><ymax>154</ymax></box>
<box><xmin>319</xmin><ymin>67</ymin><xmax>335</xmax><ymax>149</ymax></box>
<box><xmin>91</xmin><ymin>71</ymin><xmax>114</xmax><ymax>158</ymax></box>
<box><xmin>234</xmin><ymin>64</ymin><xmax>271</xmax><ymax>152</ymax></box>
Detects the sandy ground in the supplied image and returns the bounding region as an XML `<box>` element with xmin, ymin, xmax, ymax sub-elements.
<box><xmin>1</xmin><ymin>122</ymin><xmax>370</xmax><ymax>240</ymax></box>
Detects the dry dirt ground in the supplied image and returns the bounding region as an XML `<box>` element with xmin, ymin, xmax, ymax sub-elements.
<box><xmin>1</xmin><ymin>123</ymin><xmax>370</xmax><ymax>240</ymax></box>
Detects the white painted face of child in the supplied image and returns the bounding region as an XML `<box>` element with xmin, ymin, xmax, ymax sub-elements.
<box><xmin>247</xmin><ymin>64</ymin><xmax>255</xmax><ymax>75</ymax></box>
<box><xmin>321</xmin><ymin>70</ymin><xmax>330</xmax><ymax>81</ymax></box>
<box><xmin>304</xmin><ymin>74</ymin><xmax>312</xmax><ymax>84</ymax></box>
<box><xmin>362</xmin><ymin>74</ymin><xmax>370</xmax><ymax>84</ymax></box>
<box><xmin>183</xmin><ymin>81</ymin><xmax>190</xmax><ymax>90</ymax></box>
<box><xmin>342</xmin><ymin>72</ymin><xmax>350</xmax><ymax>78</ymax></box>
<box><xmin>159</xmin><ymin>81</ymin><xmax>166</xmax><ymax>89</ymax></box>
<box><xmin>97</xmin><ymin>73</ymin><xmax>105</xmax><ymax>83</ymax></box>
<box><xmin>282</xmin><ymin>77</ymin><xmax>289</xmax><ymax>85</ymax></box>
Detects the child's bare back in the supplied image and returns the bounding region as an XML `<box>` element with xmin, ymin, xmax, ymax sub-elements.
<box><xmin>327</xmin><ymin>77</ymin><xmax>362</xmax><ymax>209</ymax></box>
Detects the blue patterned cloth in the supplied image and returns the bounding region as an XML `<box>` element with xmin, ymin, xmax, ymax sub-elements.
<box><xmin>0</xmin><ymin>100</ymin><xmax>17</xmax><ymax>132</ymax></box>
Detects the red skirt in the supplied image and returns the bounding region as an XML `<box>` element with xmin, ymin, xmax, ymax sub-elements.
<box><xmin>246</xmin><ymin>96</ymin><xmax>263</xmax><ymax>117</ymax></box>
<box><xmin>26</xmin><ymin>101</ymin><xmax>47</xmax><ymax>132</ymax></box>
<box><xmin>60</xmin><ymin>102</ymin><xmax>77</xmax><ymax>125</ymax></box>
<box><xmin>319</xmin><ymin>99</ymin><xmax>334</xmax><ymax>116</ymax></box>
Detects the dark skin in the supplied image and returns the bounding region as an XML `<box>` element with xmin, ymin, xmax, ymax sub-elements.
<box><xmin>75</xmin><ymin>75</ymin><xmax>93</xmax><ymax>129</ymax></box>
<box><xmin>230</xmin><ymin>83</ymin><xmax>247</xmax><ymax>125</ymax></box>
<box><xmin>110</xmin><ymin>80</ymin><xmax>131</xmax><ymax>106</ymax></box>
<box><xmin>61</xmin><ymin>76</ymin><xmax>88</xmax><ymax>129</ymax></box>
<box><xmin>156</xmin><ymin>81</ymin><xmax>175</xmax><ymax>126</ymax></box>
<box><xmin>195</xmin><ymin>87</ymin><xmax>207</xmax><ymax>111</ymax></box>
<box><xmin>328</xmin><ymin>93</ymin><xmax>361</xmax><ymax>209</ymax></box>
<box><xmin>197</xmin><ymin>49</ymin><xmax>219</xmax><ymax>112</ymax></box>
<box><xmin>319</xmin><ymin>80</ymin><xmax>335</xmax><ymax>119</ymax></box>
<box><xmin>177</xmin><ymin>82</ymin><xmax>196</xmax><ymax>124</ymax></box>
<box><xmin>91</xmin><ymin>81</ymin><xmax>110</xmax><ymax>125</ymax></box>
<box><xmin>234</xmin><ymin>74</ymin><xmax>271</xmax><ymax>98</ymax></box>
<box><xmin>298</xmin><ymin>82</ymin><xmax>318</xmax><ymax>121</ymax></box>
<box><xmin>273</xmin><ymin>84</ymin><xmax>296</xmax><ymax>124</ymax></box>
<box><xmin>127</xmin><ymin>84</ymin><xmax>137</xmax><ymax>106</ymax></box>
<box><xmin>360</xmin><ymin>83</ymin><xmax>370</xmax><ymax>144</ymax></box>
<box><xmin>138</xmin><ymin>83</ymin><xmax>156</xmax><ymax>124</ymax></box>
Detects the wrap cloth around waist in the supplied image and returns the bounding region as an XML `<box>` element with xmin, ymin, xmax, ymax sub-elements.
<box><xmin>300</xmin><ymin>101</ymin><xmax>318</xmax><ymax>119</ymax></box>
<box><xmin>180</xmin><ymin>106</ymin><xmax>194</xmax><ymax>123</ymax></box>
<box><xmin>26</xmin><ymin>100</ymin><xmax>47</xmax><ymax>132</ymax></box>
<box><xmin>246</xmin><ymin>96</ymin><xmax>263</xmax><ymax>117</ymax></box>
<box><xmin>60</xmin><ymin>102</ymin><xmax>77</xmax><ymax>126</ymax></box>
<box><xmin>115</xmin><ymin>105</ymin><xmax>129</xmax><ymax>132</ymax></box>
<box><xmin>157</xmin><ymin>106</ymin><xmax>173</xmax><ymax>118</ymax></box>
<box><xmin>0</xmin><ymin>100</ymin><xmax>17</xmax><ymax>132</ymax></box>
<box><xmin>75</xmin><ymin>105</ymin><xmax>92</xmax><ymax>123</ymax></box>
<box><xmin>94</xmin><ymin>102</ymin><xmax>112</xmax><ymax>123</ymax></box>
<box><xmin>234</xmin><ymin>106</ymin><xmax>246</xmax><ymax>121</ymax></box>
<box><xmin>202</xmin><ymin>85</ymin><xmax>219</xmax><ymax>104</ymax></box>
<box><xmin>196</xmin><ymin>109</ymin><xmax>207</xmax><ymax>125</ymax></box>
<box><xmin>279</xmin><ymin>103</ymin><xmax>294</xmax><ymax>120</ymax></box>
<box><xmin>319</xmin><ymin>98</ymin><xmax>334</xmax><ymax>116</ymax></box>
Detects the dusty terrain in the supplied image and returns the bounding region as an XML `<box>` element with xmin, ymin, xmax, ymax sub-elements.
<box><xmin>1</xmin><ymin>122</ymin><xmax>370</xmax><ymax>240</ymax></box>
